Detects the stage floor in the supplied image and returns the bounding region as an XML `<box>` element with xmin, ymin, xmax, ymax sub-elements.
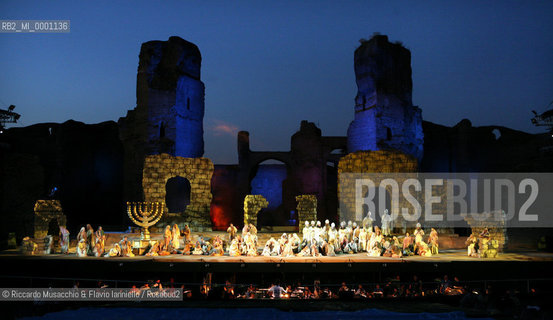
<box><xmin>2</xmin><ymin>249</ymin><xmax>553</xmax><ymax>263</ymax></box>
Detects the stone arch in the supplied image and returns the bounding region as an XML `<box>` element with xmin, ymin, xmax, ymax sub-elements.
<box><xmin>33</xmin><ymin>200</ymin><xmax>67</xmax><ymax>239</ymax></box>
<box><xmin>47</xmin><ymin>218</ymin><xmax>60</xmax><ymax>236</ymax></box>
<box><xmin>142</xmin><ymin>154</ymin><xmax>214</xmax><ymax>230</ymax></box>
<box><xmin>247</xmin><ymin>152</ymin><xmax>294</xmax><ymax>170</ymax></box>
<box><xmin>165</xmin><ymin>176</ymin><xmax>191</xmax><ymax>213</ymax></box>
<box><xmin>248</xmin><ymin>158</ymin><xmax>291</xmax><ymax>227</ymax></box>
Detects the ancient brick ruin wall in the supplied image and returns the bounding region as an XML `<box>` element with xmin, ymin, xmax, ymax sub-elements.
<box><xmin>338</xmin><ymin>150</ymin><xmax>417</xmax><ymax>225</ymax></box>
<box><xmin>142</xmin><ymin>154</ymin><xmax>213</xmax><ymax>231</ymax></box>
<box><xmin>338</xmin><ymin>150</ymin><xmax>456</xmax><ymax>231</ymax></box>
<box><xmin>34</xmin><ymin>200</ymin><xmax>66</xmax><ymax>240</ymax></box>
<box><xmin>119</xmin><ymin>36</ymin><xmax>205</xmax><ymax>203</ymax></box>
<box><xmin>347</xmin><ymin>35</ymin><xmax>423</xmax><ymax>161</ymax></box>
<box><xmin>137</xmin><ymin>36</ymin><xmax>205</xmax><ymax>158</ymax></box>
<box><xmin>243</xmin><ymin>195</ymin><xmax>268</xmax><ymax>228</ymax></box>
<box><xmin>296</xmin><ymin>195</ymin><xmax>318</xmax><ymax>234</ymax></box>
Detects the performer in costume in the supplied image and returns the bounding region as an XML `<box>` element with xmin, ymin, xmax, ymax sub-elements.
<box><xmin>428</xmin><ymin>228</ymin><xmax>439</xmax><ymax>255</ymax></box>
<box><xmin>290</xmin><ymin>233</ymin><xmax>301</xmax><ymax>253</ymax></box>
<box><xmin>302</xmin><ymin>221</ymin><xmax>310</xmax><ymax>242</ymax></box>
<box><xmin>281</xmin><ymin>238</ymin><xmax>294</xmax><ymax>257</ymax></box>
<box><xmin>95</xmin><ymin>226</ymin><xmax>105</xmax><ymax>255</ymax></box>
<box><xmin>368</xmin><ymin>226</ymin><xmax>383</xmax><ymax>257</ymax></box>
<box><xmin>346</xmin><ymin>221</ymin><xmax>353</xmax><ymax>242</ymax></box>
<box><xmin>358</xmin><ymin>226</ymin><xmax>367</xmax><ymax>252</ymax></box>
<box><xmin>182</xmin><ymin>224</ymin><xmax>192</xmax><ymax>244</ymax></box>
<box><xmin>466</xmin><ymin>233</ymin><xmax>479</xmax><ymax>257</ymax></box>
<box><xmin>228</xmin><ymin>236</ymin><xmax>242</xmax><ymax>257</ymax></box>
<box><xmin>192</xmin><ymin>241</ymin><xmax>203</xmax><ymax>255</ymax></box>
<box><xmin>323</xmin><ymin>220</ymin><xmax>331</xmax><ymax>242</ymax></box>
<box><xmin>93</xmin><ymin>241</ymin><xmax>104</xmax><ymax>257</ymax></box>
<box><xmin>107</xmin><ymin>242</ymin><xmax>121</xmax><ymax>257</ymax></box>
<box><xmin>226</xmin><ymin>223</ymin><xmax>237</xmax><ymax>243</ymax></box>
<box><xmin>43</xmin><ymin>235</ymin><xmax>53</xmax><ymax>254</ymax></box>
<box><xmin>262</xmin><ymin>238</ymin><xmax>276</xmax><ymax>256</ymax></box>
<box><xmin>210</xmin><ymin>236</ymin><xmax>225</xmax><ymax>256</ymax></box>
<box><xmin>171</xmin><ymin>224</ymin><xmax>181</xmax><ymax>250</ymax></box>
<box><xmin>314</xmin><ymin>221</ymin><xmax>323</xmax><ymax>246</ymax></box>
<box><xmin>249</xmin><ymin>223</ymin><xmax>258</xmax><ymax>236</ymax></box>
<box><xmin>309</xmin><ymin>221</ymin><xmax>316</xmax><ymax>243</ymax></box>
<box><xmin>381</xmin><ymin>209</ymin><xmax>392</xmax><ymax>236</ymax></box>
<box><xmin>413</xmin><ymin>223</ymin><xmax>425</xmax><ymax>244</ymax></box>
<box><xmin>59</xmin><ymin>226</ymin><xmax>70</xmax><ymax>254</ymax></box>
<box><xmin>363</xmin><ymin>211</ymin><xmax>374</xmax><ymax>231</ymax></box>
<box><xmin>242</xmin><ymin>224</ymin><xmax>249</xmax><ymax>238</ymax></box>
<box><xmin>163</xmin><ymin>225</ymin><xmax>172</xmax><ymax>251</ymax></box>
<box><xmin>85</xmin><ymin>224</ymin><xmax>95</xmax><ymax>256</ymax></box>
<box><xmin>402</xmin><ymin>232</ymin><xmax>414</xmax><ymax>256</ymax></box>
<box><xmin>77</xmin><ymin>239</ymin><xmax>87</xmax><ymax>257</ymax></box>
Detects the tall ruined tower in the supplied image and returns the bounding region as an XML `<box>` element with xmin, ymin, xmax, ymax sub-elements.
<box><xmin>347</xmin><ymin>35</ymin><xmax>423</xmax><ymax>161</ymax></box>
<box><xmin>119</xmin><ymin>36</ymin><xmax>205</xmax><ymax>201</ymax></box>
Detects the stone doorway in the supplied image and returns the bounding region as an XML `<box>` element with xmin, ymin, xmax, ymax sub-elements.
<box><xmin>165</xmin><ymin>176</ymin><xmax>191</xmax><ymax>213</ymax></box>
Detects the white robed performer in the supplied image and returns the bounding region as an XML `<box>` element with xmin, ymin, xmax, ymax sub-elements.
<box><xmin>358</xmin><ymin>227</ymin><xmax>367</xmax><ymax>252</ymax></box>
<box><xmin>362</xmin><ymin>211</ymin><xmax>374</xmax><ymax>231</ymax></box>
<box><xmin>314</xmin><ymin>221</ymin><xmax>323</xmax><ymax>245</ymax></box>
<box><xmin>302</xmin><ymin>221</ymin><xmax>310</xmax><ymax>242</ymax></box>
<box><xmin>414</xmin><ymin>223</ymin><xmax>425</xmax><ymax>244</ymax></box>
<box><xmin>381</xmin><ymin>209</ymin><xmax>392</xmax><ymax>236</ymax></box>
<box><xmin>172</xmin><ymin>224</ymin><xmax>181</xmax><ymax>249</ymax></box>
<box><xmin>329</xmin><ymin>222</ymin><xmax>337</xmax><ymax>244</ymax></box>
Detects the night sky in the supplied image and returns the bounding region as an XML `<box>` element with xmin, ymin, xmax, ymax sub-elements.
<box><xmin>1</xmin><ymin>1</ymin><xmax>552</xmax><ymax>164</ymax></box>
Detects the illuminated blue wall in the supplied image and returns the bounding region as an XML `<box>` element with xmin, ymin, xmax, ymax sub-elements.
<box><xmin>250</xmin><ymin>164</ymin><xmax>287</xmax><ymax>210</ymax></box>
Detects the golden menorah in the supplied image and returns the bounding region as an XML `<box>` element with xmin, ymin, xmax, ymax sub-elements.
<box><xmin>126</xmin><ymin>202</ymin><xmax>164</xmax><ymax>241</ymax></box>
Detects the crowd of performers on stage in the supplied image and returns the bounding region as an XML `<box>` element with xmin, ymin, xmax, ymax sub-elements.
<box><xmin>100</xmin><ymin>215</ymin><xmax>440</xmax><ymax>258</ymax></box>
<box><xmin>25</xmin><ymin>215</ymin><xmax>496</xmax><ymax>259</ymax></box>
<box><xmin>465</xmin><ymin>227</ymin><xmax>500</xmax><ymax>258</ymax></box>
<box><xmin>222</xmin><ymin>220</ymin><xmax>439</xmax><ymax>258</ymax></box>
<box><xmin>47</xmin><ymin>218</ymin><xmax>440</xmax><ymax>258</ymax></box>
